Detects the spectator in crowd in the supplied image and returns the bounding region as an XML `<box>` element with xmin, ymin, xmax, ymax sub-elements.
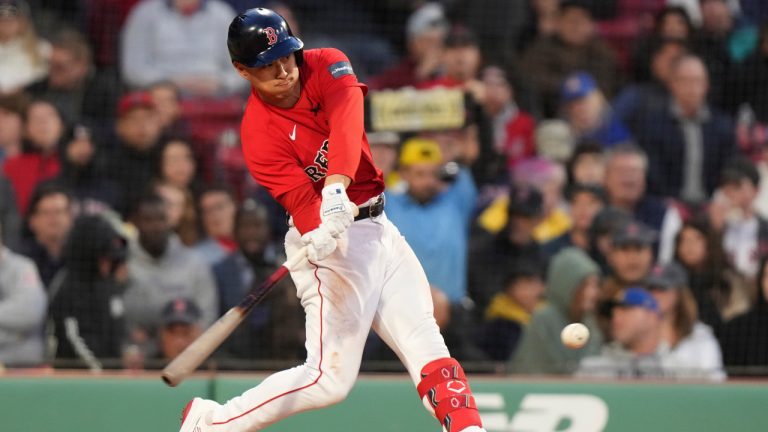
<box><xmin>645</xmin><ymin>261</ymin><xmax>726</xmax><ymax>380</ymax></box>
<box><xmin>386</xmin><ymin>137</ymin><xmax>477</xmax><ymax>304</ymax></box>
<box><xmin>510</xmin><ymin>247</ymin><xmax>603</xmax><ymax>375</ymax></box>
<box><xmin>601</xmin><ymin>220</ymin><xmax>657</xmax><ymax>309</ymax></box>
<box><xmin>544</xmin><ymin>183</ymin><xmax>606</xmax><ymax>259</ymax></box>
<box><xmin>603</xmin><ymin>144</ymin><xmax>683</xmax><ymax>263</ymax></box>
<box><xmin>25</xmin><ymin>29</ymin><xmax>120</xmax><ymax>127</ymax></box>
<box><xmin>366</xmin><ymin>131</ymin><xmax>400</xmax><ymax>188</ymax></box>
<box><xmin>521</xmin><ymin>159</ymin><xmax>571</xmax><ymax>243</ymax></box>
<box><xmin>470</xmin><ymin>185</ymin><xmax>547</xmax><ymax>312</ymax></box>
<box><xmin>154</xmin><ymin>181</ymin><xmax>199</xmax><ymax>247</ymax></box>
<box><xmin>566</xmin><ymin>141</ymin><xmax>605</xmax><ymax>187</ymax></box>
<box><xmin>518</xmin><ymin>0</ymin><xmax>560</xmax><ymax>51</ymax></box>
<box><xmin>86</xmin><ymin>0</ymin><xmax>140</xmax><ymax>69</ymax></box>
<box><xmin>476</xmin><ymin>262</ymin><xmax>545</xmax><ymax>361</ymax></box>
<box><xmin>213</xmin><ymin>201</ymin><xmax>302</xmax><ymax>361</ymax></box>
<box><xmin>422</xmin><ymin>26</ymin><xmax>482</xmax><ymax>91</ymax></box>
<box><xmin>577</xmin><ymin>287</ymin><xmax>686</xmax><ymax>379</ymax></box>
<box><xmin>48</xmin><ymin>215</ymin><xmax>128</xmax><ymax>370</ymax></box>
<box><xmin>156</xmin><ymin>138</ymin><xmax>198</xmax><ymax>194</ymax></box>
<box><xmin>18</xmin><ymin>183</ymin><xmax>73</xmax><ymax>289</ymax></box>
<box><xmin>55</xmin><ymin>125</ymin><xmax>122</xmax><ymax>212</ymax></box>
<box><xmin>0</xmin><ymin>92</ymin><xmax>29</xmax><ymax>163</ymax></box>
<box><xmin>693</xmin><ymin>0</ymin><xmax>748</xmax><ymax>107</ymax></box>
<box><xmin>0</xmin><ymin>220</ymin><xmax>47</xmax><ymax>367</ymax></box>
<box><xmin>560</xmin><ymin>71</ymin><xmax>631</xmax><ymax>149</ymax></box>
<box><xmin>630</xmin><ymin>54</ymin><xmax>736</xmax><ymax>204</ymax></box>
<box><xmin>194</xmin><ymin>185</ymin><xmax>237</xmax><ymax>266</ymax></box>
<box><xmin>675</xmin><ymin>218</ymin><xmax>751</xmax><ymax>328</ymax></box>
<box><xmin>0</xmin><ymin>173</ymin><xmax>20</xmax><ymax>248</ymax></box>
<box><xmin>108</xmin><ymin>91</ymin><xmax>163</xmax><ymax>215</ymax></box>
<box><xmin>455</xmin><ymin>0</ymin><xmax>528</xmax><ymax>68</ymax></box>
<box><xmin>123</xmin><ymin>193</ymin><xmax>217</xmax><ymax>358</ymax></box>
<box><xmin>157</xmin><ymin>298</ymin><xmax>203</xmax><ymax>364</ymax></box>
<box><xmin>521</xmin><ymin>1</ymin><xmax>619</xmax><ymax>117</ymax></box>
<box><xmin>368</xmin><ymin>2</ymin><xmax>447</xmax><ymax>90</ymax></box>
<box><xmin>630</xmin><ymin>6</ymin><xmax>694</xmax><ymax>82</ymax></box>
<box><xmin>587</xmin><ymin>206</ymin><xmax>633</xmax><ymax>273</ymax></box>
<box><xmin>614</xmin><ymin>38</ymin><xmax>689</xmax><ymax>126</ymax></box>
<box><xmin>479</xmin><ymin>65</ymin><xmax>536</xmax><ymax>175</ymax></box>
<box><xmin>476</xmin><ymin>158</ymin><xmax>570</xmax><ymax>242</ymax></box>
<box><xmin>3</xmin><ymin>98</ymin><xmax>63</xmax><ymax>214</ymax></box>
<box><xmin>712</xmin><ymin>157</ymin><xmax>768</xmax><ymax>281</ymax></box>
<box><xmin>719</xmin><ymin>257</ymin><xmax>768</xmax><ymax>371</ymax></box>
<box><xmin>148</xmin><ymin>81</ymin><xmax>189</xmax><ymax>140</ymax></box>
<box><xmin>0</xmin><ymin>0</ymin><xmax>50</xmax><ymax>94</ymax></box>
<box><xmin>728</xmin><ymin>22</ymin><xmax>768</xmax><ymax>123</ymax></box>
<box><xmin>121</xmin><ymin>0</ymin><xmax>245</xmax><ymax>97</ymax></box>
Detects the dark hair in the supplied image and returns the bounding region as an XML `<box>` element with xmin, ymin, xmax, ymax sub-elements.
<box><xmin>650</xmin><ymin>37</ymin><xmax>689</xmax><ymax>59</ymax></box>
<box><xmin>197</xmin><ymin>183</ymin><xmax>236</xmax><ymax>205</ymax></box>
<box><xmin>155</xmin><ymin>137</ymin><xmax>196</xmax><ymax>180</ymax></box>
<box><xmin>63</xmin><ymin>214</ymin><xmax>126</xmax><ymax>278</ymax></box>
<box><xmin>129</xmin><ymin>191</ymin><xmax>166</xmax><ymax>219</ymax></box>
<box><xmin>26</xmin><ymin>181</ymin><xmax>71</xmax><ymax>217</ymax></box>
<box><xmin>234</xmin><ymin>199</ymin><xmax>269</xmax><ymax>228</ymax></box>
<box><xmin>566</xmin><ymin>182</ymin><xmax>607</xmax><ymax>203</ymax></box>
<box><xmin>503</xmin><ymin>261</ymin><xmax>543</xmax><ymax>288</ymax></box>
<box><xmin>0</xmin><ymin>91</ymin><xmax>31</xmax><ymax>115</ymax></box>
<box><xmin>559</xmin><ymin>1</ymin><xmax>592</xmax><ymax>16</ymax></box>
<box><xmin>674</xmin><ymin>217</ymin><xmax>731</xmax><ymax>273</ymax></box>
<box><xmin>654</xmin><ymin>6</ymin><xmax>694</xmax><ymax>38</ymax></box>
<box><xmin>51</xmin><ymin>28</ymin><xmax>91</xmax><ymax>63</ymax></box>
<box><xmin>757</xmin><ymin>257</ymin><xmax>768</xmax><ymax>308</ymax></box>
<box><xmin>566</xmin><ymin>141</ymin><xmax>603</xmax><ymax>185</ymax></box>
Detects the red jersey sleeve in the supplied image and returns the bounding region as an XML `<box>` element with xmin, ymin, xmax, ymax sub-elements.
<box><xmin>315</xmin><ymin>48</ymin><xmax>368</xmax><ymax>182</ymax></box>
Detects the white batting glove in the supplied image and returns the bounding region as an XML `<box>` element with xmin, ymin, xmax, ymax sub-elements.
<box><xmin>320</xmin><ymin>183</ymin><xmax>356</xmax><ymax>236</ymax></box>
<box><xmin>300</xmin><ymin>223</ymin><xmax>338</xmax><ymax>261</ymax></box>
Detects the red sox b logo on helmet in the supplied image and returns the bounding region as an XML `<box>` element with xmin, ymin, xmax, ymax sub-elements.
<box><xmin>264</xmin><ymin>27</ymin><xmax>278</xmax><ymax>45</ymax></box>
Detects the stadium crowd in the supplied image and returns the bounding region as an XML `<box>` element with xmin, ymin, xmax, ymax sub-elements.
<box><xmin>1</xmin><ymin>0</ymin><xmax>768</xmax><ymax>379</ymax></box>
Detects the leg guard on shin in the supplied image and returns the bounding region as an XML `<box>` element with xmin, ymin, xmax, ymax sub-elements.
<box><xmin>417</xmin><ymin>358</ymin><xmax>483</xmax><ymax>432</ymax></box>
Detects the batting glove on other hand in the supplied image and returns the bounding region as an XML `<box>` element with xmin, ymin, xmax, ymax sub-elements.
<box><xmin>320</xmin><ymin>183</ymin><xmax>356</xmax><ymax>236</ymax></box>
<box><xmin>300</xmin><ymin>223</ymin><xmax>338</xmax><ymax>261</ymax></box>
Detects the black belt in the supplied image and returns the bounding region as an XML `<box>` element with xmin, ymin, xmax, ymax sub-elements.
<box><xmin>354</xmin><ymin>194</ymin><xmax>385</xmax><ymax>221</ymax></box>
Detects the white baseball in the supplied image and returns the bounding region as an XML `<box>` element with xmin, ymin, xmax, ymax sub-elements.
<box><xmin>561</xmin><ymin>323</ymin><xmax>590</xmax><ymax>349</ymax></box>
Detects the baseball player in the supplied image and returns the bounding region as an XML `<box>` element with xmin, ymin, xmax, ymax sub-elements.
<box><xmin>180</xmin><ymin>8</ymin><xmax>485</xmax><ymax>432</ymax></box>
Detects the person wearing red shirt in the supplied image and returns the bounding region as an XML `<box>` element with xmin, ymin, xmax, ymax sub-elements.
<box><xmin>179</xmin><ymin>8</ymin><xmax>485</xmax><ymax>432</ymax></box>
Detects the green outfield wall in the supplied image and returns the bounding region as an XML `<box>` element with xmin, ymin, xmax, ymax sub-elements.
<box><xmin>1</xmin><ymin>374</ymin><xmax>767</xmax><ymax>431</ymax></box>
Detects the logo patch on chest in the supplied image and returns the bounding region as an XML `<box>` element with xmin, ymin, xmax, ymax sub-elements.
<box><xmin>304</xmin><ymin>139</ymin><xmax>329</xmax><ymax>182</ymax></box>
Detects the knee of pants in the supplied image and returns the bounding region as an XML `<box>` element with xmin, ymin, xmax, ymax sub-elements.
<box><xmin>313</xmin><ymin>369</ymin><xmax>357</xmax><ymax>407</ymax></box>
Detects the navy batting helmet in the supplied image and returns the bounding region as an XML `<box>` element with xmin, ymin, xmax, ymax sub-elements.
<box><xmin>227</xmin><ymin>8</ymin><xmax>304</xmax><ymax>68</ymax></box>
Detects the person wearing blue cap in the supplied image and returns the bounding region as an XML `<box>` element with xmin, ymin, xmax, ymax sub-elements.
<box><xmin>578</xmin><ymin>285</ymin><xmax>724</xmax><ymax>380</ymax></box>
<box><xmin>560</xmin><ymin>71</ymin><xmax>632</xmax><ymax>149</ymax></box>
<box><xmin>576</xmin><ymin>287</ymin><xmax>676</xmax><ymax>379</ymax></box>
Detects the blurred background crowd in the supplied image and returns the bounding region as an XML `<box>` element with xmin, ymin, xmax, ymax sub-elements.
<box><xmin>1</xmin><ymin>0</ymin><xmax>768</xmax><ymax>380</ymax></box>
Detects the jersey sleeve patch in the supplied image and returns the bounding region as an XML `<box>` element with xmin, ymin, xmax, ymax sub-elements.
<box><xmin>328</xmin><ymin>61</ymin><xmax>354</xmax><ymax>79</ymax></box>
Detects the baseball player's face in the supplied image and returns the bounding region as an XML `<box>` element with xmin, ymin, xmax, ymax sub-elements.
<box><xmin>236</xmin><ymin>54</ymin><xmax>299</xmax><ymax>102</ymax></box>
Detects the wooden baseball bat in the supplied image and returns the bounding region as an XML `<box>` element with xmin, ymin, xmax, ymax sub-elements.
<box><xmin>161</xmin><ymin>245</ymin><xmax>308</xmax><ymax>387</ymax></box>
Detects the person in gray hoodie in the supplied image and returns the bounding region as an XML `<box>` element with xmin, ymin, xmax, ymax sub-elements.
<box><xmin>509</xmin><ymin>247</ymin><xmax>603</xmax><ymax>374</ymax></box>
<box><xmin>123</xmin><ymin>193</ymin><xmax>218</xmax><ymax>363</ymax></box>
<box><xmin>0</xmin><ymin>220</ymin><xmax>47</xmax><ymax>367</ymax></box>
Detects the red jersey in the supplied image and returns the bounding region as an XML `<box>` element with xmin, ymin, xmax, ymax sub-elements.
<box><xmin>241</xmin><ymin>48</ymin><xmax>384</xmax><ymax>234</ymax></box>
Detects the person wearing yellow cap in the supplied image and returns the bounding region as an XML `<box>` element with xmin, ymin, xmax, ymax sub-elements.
<box><xmin>385</xmin><ymin>137</ymin><xmax>478</xmax><ymax>306</ymax></box>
